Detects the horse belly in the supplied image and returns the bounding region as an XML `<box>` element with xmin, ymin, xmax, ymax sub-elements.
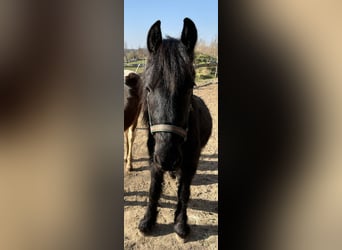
<box><xmin>193</xmin><ymin>96</ymin><xmax>212</xmax><ymax>148</ymax></box>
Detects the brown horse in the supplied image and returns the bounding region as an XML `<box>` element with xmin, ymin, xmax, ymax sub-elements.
<box><xmin>124</xmin><ymin>70</ymin><xmax>143</xmax><ymax>171</ymax></box>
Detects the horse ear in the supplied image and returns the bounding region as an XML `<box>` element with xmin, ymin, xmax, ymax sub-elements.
<box><xmin>181</xmin><ymin>18</ymin><xmax>197</xmax><ymax>53</ymax></box>
<box><xmin>147</xmin><ymin>20</ymin><xmax>162</xmax><ymax>53</ymax></box>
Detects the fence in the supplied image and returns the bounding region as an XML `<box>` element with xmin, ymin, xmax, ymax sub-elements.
<box><xmin>124</xmin><ymin>58</ymin><xmax>218</xmax><ymax>77</ymax></box>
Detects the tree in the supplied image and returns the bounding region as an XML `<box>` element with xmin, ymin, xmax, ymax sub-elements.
<box><xmin>209</xmin><ymin>35</ymin><xmax>218</xmax><ymax>60</ymax></box>
<box><xmin>195</xmin><ymin>36</ymin><xmax>218</xmax><ymax>59</ymax></box>
<box><xmin>136</xmin><ymin>47</ymin><xmax>147</xmax><ymax>59</ymax></box>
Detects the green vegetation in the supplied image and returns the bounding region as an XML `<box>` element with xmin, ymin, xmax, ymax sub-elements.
<box><xmin>124</xmin><ymin>50</ymin><xmax>218</xmax><ymax>85</ymax></box>
<box><xmin>194</xmin><ymin>52</ymin><xmax>216</xmax><ymax>64</ymax></box>
<box><xmin>124</xmin><ymin>58</ymin><xmax>146</xmax><ymax>74</ymax></box>
<box><xmin>194</xmin><ymin>52</ymin><xmax>217</xmax><ymax>85</ymax></box>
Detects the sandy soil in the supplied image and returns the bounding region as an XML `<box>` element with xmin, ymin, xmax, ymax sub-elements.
<box><xmin>124</xmin><ymin>83</ymin><xmax>218</xmax><ymax>250</ymax></box>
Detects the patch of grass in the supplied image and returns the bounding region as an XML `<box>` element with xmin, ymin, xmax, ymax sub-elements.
<box><xmin>195</xmin><ymin>66</ymin><xmax>217</xmax><ymax>83</ymax></box>
<box><xmin>124</xmin><ymin>66</ymin><xmax>145</xmax><ymax>74</ymax></box>
<box><xmin>195</xmin><ymin>53</ymin><xmax>217</xmax><ymax>65</ymax></box>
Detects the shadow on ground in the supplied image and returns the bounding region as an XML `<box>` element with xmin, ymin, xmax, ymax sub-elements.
<box><xmin>140</xmin><ymin>223</ymin><xmax>218</xmax><ymax>242</ymax></box>
<box><xmin>130</xmin><ymin>157</ymin><xmax>218</xmax><ymax>172</ymax></box>
<box><xmin>124</xmin><ymin>191</ymin><xmax>218</xmax><ymax>214</ymax></box>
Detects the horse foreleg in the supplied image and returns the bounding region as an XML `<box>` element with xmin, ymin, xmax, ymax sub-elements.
<box><xmin>147</xmin><ymin>131</ymin><xmax>155</xmax><ymax>163</ymax></box>
<box><xmin>174</xmin><ymin>174</ymin><xmax>192</xmax><ymax>238</ymax></box>
<box><xmin>138</xmin><ymin>164</ymin><xmax>164</xmax><ymax>233</ymax></box>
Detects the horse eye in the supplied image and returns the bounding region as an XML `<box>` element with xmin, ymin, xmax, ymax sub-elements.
<box><xmin>146</xmin><ymin>86</ymin><xmax>151</xmax><ymax>92</ymax></box>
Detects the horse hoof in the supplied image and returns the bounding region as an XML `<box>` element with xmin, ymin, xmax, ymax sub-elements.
<box><xmin>175</xmin><ymin>233</ymin><xmax>190</xmax><ymax>243</ymax></box>
<box><xmin>125</xmin><ymin>164</ymin><xmax>133</xmax><ymax>172</ymax></box>
<box><xmin>174</xmin><ymin>222</ymin><xmax>190</xmax><ymax>239</ymax></box>
<box><xmin>138</xmin><ymin>218</ymin><xmax>154</xmax><ymax>234</ymax></box>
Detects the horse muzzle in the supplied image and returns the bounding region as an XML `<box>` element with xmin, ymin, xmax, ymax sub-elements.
<box><xmin>153</xmin><ymin>151</ymin><xmax>182</xmax><ymax>171</ymax></box>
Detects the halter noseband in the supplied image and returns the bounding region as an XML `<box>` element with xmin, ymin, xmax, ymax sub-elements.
<box><xmin>147</xmin><ymin>92</ymin><xmax>193</xmax><ymax>141</ymax></box>
<box><xmin>150</xmin><ymin>124</ymin><xmax>188</xmax><ymax>139</ymax></box>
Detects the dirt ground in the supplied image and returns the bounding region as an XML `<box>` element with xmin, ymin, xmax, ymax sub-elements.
<box><xmin>124</xmin><ymin>83</ymin><xmax>218</xmax><ymax>250</ymax></box>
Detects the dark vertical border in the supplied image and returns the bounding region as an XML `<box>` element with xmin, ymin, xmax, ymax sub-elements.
<box><xmin>219</xmin><ymin>1</ymin><xmax>308</xmax><ymax>249</ymax></box>
<box><xmin>111</xmin><ymin>0</ymin><xmax>124</xmax><ymax>248</ymax></box>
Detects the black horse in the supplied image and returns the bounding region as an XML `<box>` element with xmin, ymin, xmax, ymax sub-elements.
<box><xmin>138</xmin><ymin>18</ymin><xmax>212</xmax><ymax>239</ymax></box>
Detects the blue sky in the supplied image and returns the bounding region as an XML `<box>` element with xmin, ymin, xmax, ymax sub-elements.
<box><xmin>124</xmin><ymin>0</ymin><xmax>218</xmax><ymax>49</ymax></box>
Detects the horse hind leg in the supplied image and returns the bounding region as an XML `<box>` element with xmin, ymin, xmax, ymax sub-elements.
<box><xmin>124</xmin><ymin>130</ymin><xmax>129</xmax><ymax>167</ymax></box>
<box><xmin>125</xmin><ymin>124</ymin><xmax>136</xmax><ymax>171</ymax></box>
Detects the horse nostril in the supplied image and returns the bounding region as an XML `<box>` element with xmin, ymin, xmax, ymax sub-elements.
<box><xmin>153</xmin><ymin>152</ymin><xmax>181</xmax><ymax>171</ymax></box>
